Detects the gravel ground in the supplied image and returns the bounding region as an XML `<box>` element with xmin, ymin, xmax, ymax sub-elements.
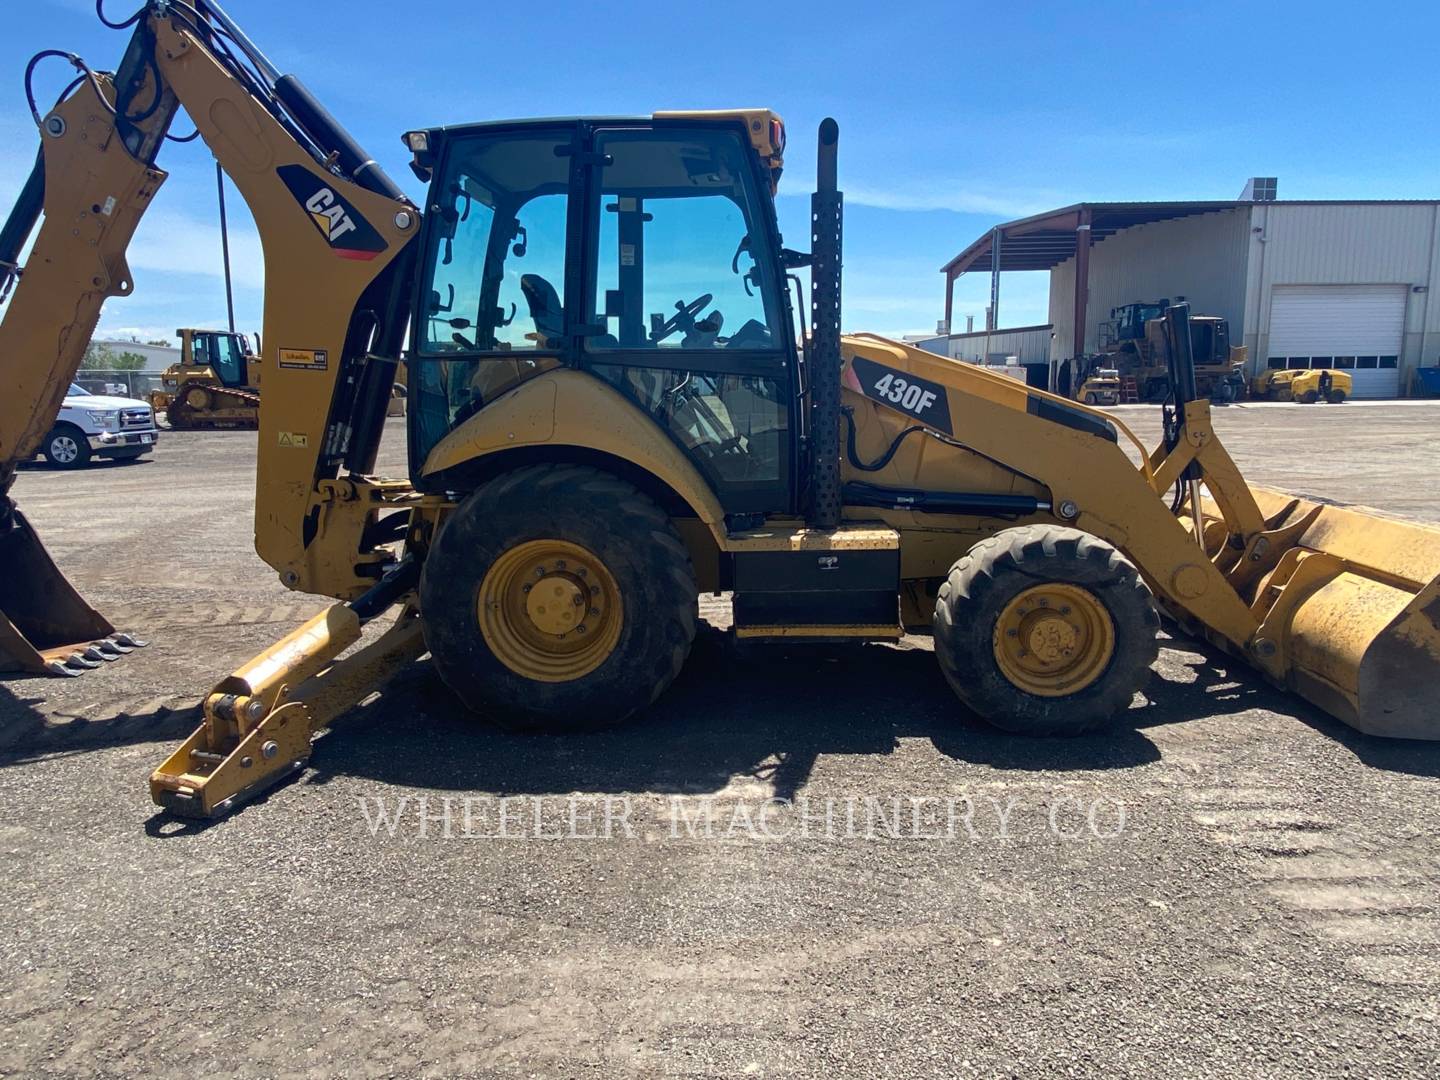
<box><xmin>2</xmin><ymin>403</ymin><xmax>1438</xmax><ymax>1078</ymax></box>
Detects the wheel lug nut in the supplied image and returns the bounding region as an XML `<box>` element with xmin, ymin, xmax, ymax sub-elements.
<box><xmin>1059</xmin><ymin>606</ymin><xmax>1071</xmax><ymax>615</ymax></box>
<box><xmin>590</xmin><ymin>585</ymin><xmax>600</xmax><ymax>595</ymax></box>
<box><xmin>556</xmin><ymin>560</ymin><xmax>567</xmax><ymax>569</ymax></box>
<box><xmin>590</xmin><ymin>607</ymin><xmax>600</xmax><ymax>616</ymax></box>
<box><xmin>576</xmin><ymin>624</ymin><xmax>587</xmax><ymax>634</ymax></box>
<box><xmin>1006</xmin><ymin>628</ymin><xmax>1018</xmax><ymax>638</ymax></box>
<box><xmin>522</xmin><ymin>583</ymin><xmax>531</xmax><ymax>593</ymax></box>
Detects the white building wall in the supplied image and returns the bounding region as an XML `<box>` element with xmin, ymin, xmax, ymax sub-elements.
<box><xmin>1243</xmin><ymin>202</ymin><xmax>1440</xmax><ymax>386</ymax></box>
<box><xmin>1048</xmin><ymin>209</ymin><xmax>1251</xmax><ymax>361</ymax></box>
<box><xmin>92</xmin><ymin>340</ymin><xmax>180</xmax><ymax>372</ymax></box>
<box><xmin>914</xmin><ymin>324</ymin><xmax>1054</xmax><ymax>365</ymax></box>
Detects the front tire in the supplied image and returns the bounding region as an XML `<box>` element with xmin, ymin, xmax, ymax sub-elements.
<box><xmin>1300</xmin><ymin>389</ymin><xmax>1319</xmax><ymax>404</ymax></box>
<box><xmin>1327</xmin><ymin>389</ymin><xmax>1347</xmax><ymax>404</ymax></box>
<box><xmin>42</xmin><ymin>425</ymin><xmax>91</xmax><ymax>469</ymax></box>
<box><xmin>420</xmin><ymin>464</ymin><xmax>698</xmax><ymax>732</ymax></box>
<box><xmin>933</xmin><ymin>525</ymin><xmax>1159</xmax><ymax>736</ymax></box>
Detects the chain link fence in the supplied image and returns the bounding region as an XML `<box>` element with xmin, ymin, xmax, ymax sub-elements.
<box><xmin>74</xmin><ymin>370</ymin><xmax>165</xmax><ymax>399</ymax></box>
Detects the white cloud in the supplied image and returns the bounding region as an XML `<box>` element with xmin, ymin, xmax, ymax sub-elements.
<box><xmin>126</xmin><ymin>208</ymin><xmax>265</xmax><ymax>290</ymax></box>
<box><xmin>780</xmin><ymin>174</ymin><xmax>1063</xmax><ymax>219</ymax></box>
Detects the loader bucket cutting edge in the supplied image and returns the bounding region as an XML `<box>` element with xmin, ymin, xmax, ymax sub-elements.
<box><xmin>1229</xmin><ymin>486</ymin><xmax>1440</xmax><ymax>740</ymax></box>
<box><xmin>0</xmin><ymin>508</ymin><xmax>144</xmax><ymax>676</ymax></box>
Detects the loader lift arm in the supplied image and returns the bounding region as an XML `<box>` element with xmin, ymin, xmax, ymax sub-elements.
<box><xmin>1</xmin><ymin>2</ymin><xmax>430</xmax><ymax>807</ymax></box>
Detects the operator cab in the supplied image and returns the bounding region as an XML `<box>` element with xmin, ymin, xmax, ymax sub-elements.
<box><xmin>407</xmin><ymin>114</ymin><xmax>799</xmax><ymax>515</ymax></box>
<box><xmin>183</xmin><ymin>329</ymin><xmax>251</xmax><ymax>388</ymax></box>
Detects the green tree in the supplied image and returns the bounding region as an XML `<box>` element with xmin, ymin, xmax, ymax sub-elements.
<box><xmin>80</xmin><ymin>343</ymin><xmax>118</xmax><ymax>370</ymax></box>
<box><xmin>79</xmin><ymin>343</ymin><xmax>149</xmax><ymax>371</ymax></box>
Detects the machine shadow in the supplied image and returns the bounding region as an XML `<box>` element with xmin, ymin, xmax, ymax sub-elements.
<box><xmin>308</xmin><ymin>626</ymin><xmax>1171</xmax><ymax>800</ymax></box>
<box><xmin>0</xmin><ymin>681</ymin><xmax>198</xmax><ymax>767</ymax></box>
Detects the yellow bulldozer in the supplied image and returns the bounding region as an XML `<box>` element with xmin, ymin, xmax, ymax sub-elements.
<box><xmin>2</xmin><ymin>2</ymin><xmax>1439</xmax><ymax>820</ymax></box>
<box><xmin>148</xmin><ymin>327</ymin><xmax>262</xmax><ymax>428</ymax></box>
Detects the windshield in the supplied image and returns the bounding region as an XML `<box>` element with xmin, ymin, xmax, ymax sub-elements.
<box><xmin>66</xmin><ymin>382</ymin><xmax>89</xmax><ymax>397</ymax></box>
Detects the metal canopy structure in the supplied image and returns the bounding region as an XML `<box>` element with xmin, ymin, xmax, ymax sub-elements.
<box><xmin>940</xmin><ymin>201</ymin><xmax>1239</xmax><ymax>365</ymax></box>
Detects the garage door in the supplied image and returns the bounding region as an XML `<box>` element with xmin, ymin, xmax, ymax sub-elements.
<box><xmin>1267</xmin><ymin>285</ymin><xmax>1407</xmax><ymax>398</ymax></box>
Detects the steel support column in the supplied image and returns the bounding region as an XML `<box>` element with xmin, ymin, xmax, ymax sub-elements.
<box><xmin>1071</xmin><ymin>209</ymin><xmax>1092</xmax><ymax>362</ymax></box>
<box><xmin>988</xmin><ymin>227</ymin><xmax>1002</xmax><ymax>330</ymax></box>
<box><xmin>944</xmin><ymin>270</ymin><xmax>955</xmax><ymax>335</ymax></box>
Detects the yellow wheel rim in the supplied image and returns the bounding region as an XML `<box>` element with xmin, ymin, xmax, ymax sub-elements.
<box><xmin>993</xmin><ymin>583</ymin><xmax>1115</xmax><ymax>697</ymax></box>
<box><xmin>476</xmin><ymin>539</ymin><xmax>623</xmax><ymax>683</ymax></box>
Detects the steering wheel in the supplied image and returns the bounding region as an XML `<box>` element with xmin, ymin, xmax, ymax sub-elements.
<box><xmin>650</xmin><ymin>293</ymin><xmax>713</xmax><ymax>343</ymax></box>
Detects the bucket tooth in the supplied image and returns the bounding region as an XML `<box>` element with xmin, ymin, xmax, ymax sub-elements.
<box><xmin>112</xmin><ymin>633</ymin><xmax>148</xmax><ymax>649</ymax></box>
<box><xmin>45</xmin><ymin>659</ymin><xmax>82</xmax><ymax>677</ymax></box>
<box><xmin>65</xmin><ymin>652</ymin><xmax>103</xmax><ymax>670</ymax></box>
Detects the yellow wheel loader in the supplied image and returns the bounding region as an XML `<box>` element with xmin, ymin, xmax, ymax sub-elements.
<box><xmin>3</xmin><ymin>3</ymin><xmax>1439</xmax><ymax>820</ymax></box>
<box><xmin>149</xmin><ymin>327</ymin><xmax>261</xmax><ymax>428</ymax></box>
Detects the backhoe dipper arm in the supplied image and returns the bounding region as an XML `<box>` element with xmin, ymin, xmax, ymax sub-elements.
<box><xmin>2</xmin><ymin>3</ymin><xmax>419</xmax><ymax>599</ymax></box>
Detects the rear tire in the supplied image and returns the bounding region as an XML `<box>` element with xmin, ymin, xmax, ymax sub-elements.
<box><xmin>41</xmin><ymin>425</ymin><xmax>91</xmax><ymax>469</ymax></box>
<box><xmin>420</xmin><ymin>464</ymin><xmax>698</xmax><ymax>732</ymax></box>
<box><xmin>1083</xmin><ymin>392</ymin><xmax>1097</xmax><ymax>405</ymax></box>
<box><xmin>1300</xmin><ymin>389</ymin><xmax>1319</xmax><ymax>404</ymax></box>
<box><xmin>933</xmin><ymin>525</ymin><xmax>1159</xmax><ymax>736</ymax></box>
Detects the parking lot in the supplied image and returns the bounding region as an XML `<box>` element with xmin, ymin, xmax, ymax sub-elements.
<box><xmin>2</xmin><ymin>404</ymin><xmax>1439</xmax><ymax>1077</ymax></box>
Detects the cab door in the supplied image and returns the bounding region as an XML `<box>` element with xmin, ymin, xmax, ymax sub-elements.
<box><xmin>579</xmin><ymin>123</ymin><xmax>798</xmax><ymax>517</ymax></box>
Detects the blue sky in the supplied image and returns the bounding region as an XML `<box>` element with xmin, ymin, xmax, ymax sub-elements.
<box><xmin>4</xmin><ymin>0</ymin><xmax>1439</xmax><ymax>345</ymax></box>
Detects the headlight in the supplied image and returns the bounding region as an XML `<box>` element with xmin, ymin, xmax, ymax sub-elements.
<box><xmin>86</xmin><ymin>410</ymin><xmax>117</xmax><ymax>429</ymax></box>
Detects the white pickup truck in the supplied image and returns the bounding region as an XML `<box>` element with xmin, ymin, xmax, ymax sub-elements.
<box><xmin>40</xmin><ymin>383</ymin><xmax>160</xmax><ymax>468</ymax></box>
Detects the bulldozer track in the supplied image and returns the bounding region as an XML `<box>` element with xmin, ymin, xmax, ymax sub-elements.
<box><xmin>163</xmin><ymin>384</ymin><xmax>260</xmax><ymax>429</ymax></box>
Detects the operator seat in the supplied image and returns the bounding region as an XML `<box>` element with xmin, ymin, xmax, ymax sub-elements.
<box><xmin>520</xmin><ymin>274</ymin><xmax>564</xmax><ymax>349</ymax></box>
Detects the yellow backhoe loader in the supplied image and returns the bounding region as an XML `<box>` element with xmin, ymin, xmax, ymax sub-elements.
<box><xmin>3</xmin><ymin>3</ymin><xmax>1439</xmax><ymax>820</ymax></box>
<box><xmin>149</xmin><ymin>326</ymin><xmax>261</xmax><ymax>428</ymax></box>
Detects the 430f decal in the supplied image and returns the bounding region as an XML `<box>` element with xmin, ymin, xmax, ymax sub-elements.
<box><xmin>847</xmin><ymin>355</ymin><xmax>953</xmax><ymax>433</ymax></box>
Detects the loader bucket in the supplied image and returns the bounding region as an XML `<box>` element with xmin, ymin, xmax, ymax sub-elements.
<box><xmin>0</xmin><ymin>508</ymin><xmax>137</xmax><ymax>676</ymax></box>
<box><xmin>1243</xmin><ymin>486</ymin><xmax>1440</xmax><ymax>740</ymax></box>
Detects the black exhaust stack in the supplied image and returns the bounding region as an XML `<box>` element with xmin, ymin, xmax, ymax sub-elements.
<box><xmin>808</xmin><ymin>118</ymin><xmax>843</xmax><ymax>530</ymax></box>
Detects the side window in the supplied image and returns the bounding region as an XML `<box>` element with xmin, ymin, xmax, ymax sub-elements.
<box><xmin>413</xmin><ymin>132</ymin><xmax>571</xmax><ymax>462</ymax></box>
<box><xmin>591</xmin><ymin>129</ymin><xmax>781</xmax><ymax>351</ymax></box>
<box><xmin>418</xmin><ymin>133</ymin><xmax>570</xmax><ymax>354</ymax></box>
<box><xmin>591</xmin><ymin>364</ymin><xmax>788</xmax><ymax>507</ymax></box>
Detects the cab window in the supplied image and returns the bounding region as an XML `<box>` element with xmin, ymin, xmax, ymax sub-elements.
<box><xmin>413</xmin><ymin>131</ymin><xmax>571</xmax><ymax>459</ymax></box>
<box><xmin>589</xmin><ymin>129</ymin><xmax>781</xmax><ymax>351</ymax></box>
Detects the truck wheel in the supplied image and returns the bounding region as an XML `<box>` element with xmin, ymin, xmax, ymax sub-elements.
<box><xmin>420</xmin><ymin>464</ymin><xmax>698</xmax><ymax>732</ymax></box>
<box><xmin>1083</xmin><ymin>392</ymin><xmax>1097</xmax><ymax>405</ymax></box>
<box><xmin>933</xmin><ymin>525</ymin><xmax>1159</xmax><ymax>735</ymax></box>
<box><xmin>42</xmin><ymin>425</ymin><xmax>91</xmax><ymax>469</ymax></box>
<box><xmin>1327</xmin><ymin>389</ymin><xmax>1347</xmax><ymax>404</ymax></box>
<box><xmin>1299</xmin><ymin>389</ymin><xmax>1319</xmax><ymax>404</ymax></box>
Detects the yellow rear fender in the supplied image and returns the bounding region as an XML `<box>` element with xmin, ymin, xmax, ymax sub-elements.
<box><xmin>420</xmin><ymin>368</ymin><xmax>728</xmax><ymax>544</ymax></box>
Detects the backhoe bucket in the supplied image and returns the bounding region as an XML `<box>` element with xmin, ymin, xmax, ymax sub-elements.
<box><xmin>0</xmin><ymin>508</ymin><xmax>143</xmax><ymax>677</ymax></box>
<box><xmin>1238</xmin><ymin>487</ymin><xmax>1440</xmax><ymax>740</ymax></box>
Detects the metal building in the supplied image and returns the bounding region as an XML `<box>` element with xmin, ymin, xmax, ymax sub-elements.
<box><xmin>938</xmin><ymin>186</ymin><xmax>1440</xmax><ymax>398</ymax></box>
